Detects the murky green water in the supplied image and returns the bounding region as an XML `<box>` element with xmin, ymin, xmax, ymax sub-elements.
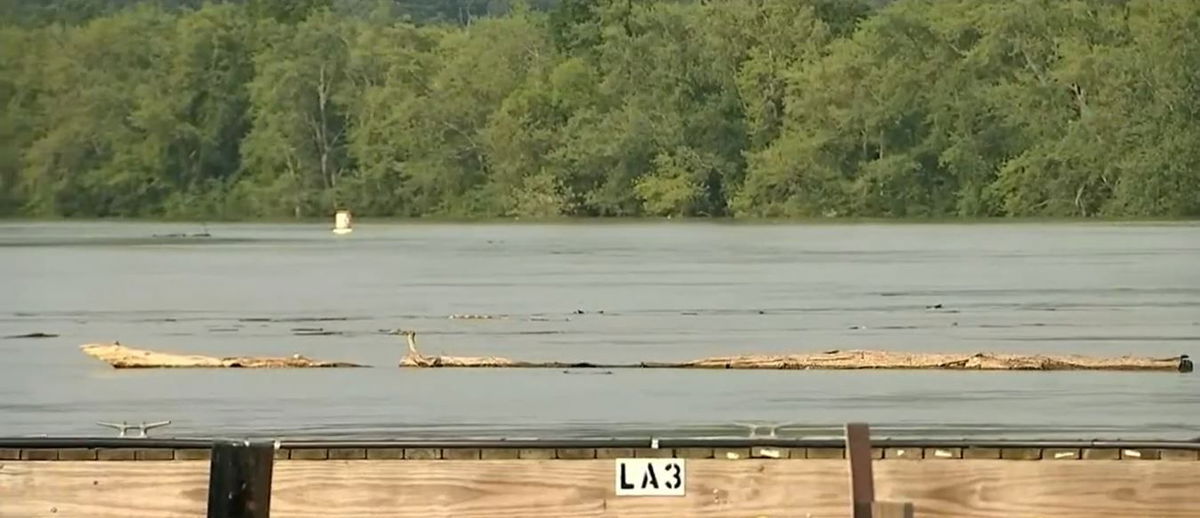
<box><xmin>2</xmin><ymin>221</ymin><xmax>1198</xmax><ymax>440</ymax></box>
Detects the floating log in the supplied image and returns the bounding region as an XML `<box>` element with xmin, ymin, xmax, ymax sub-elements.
<box><xmin>665</xmin><ymin>350</ymin><xmax>1192</xmax><ymax>372</ymax></box>
<box><xmin>80</xmin><ymin>343</ymin><xmax>366</xmax><ymax>369</ymax></box>
<box><xmin>150</xmin><ymin>233</ymin><xmax>211</xmax><ymax>239</ymax></box>
<box><xmin>4</xmin><ymin>332</ymin><xmax>59</xmax><ymax>339</ymax></box>
<box><xmin>398</xmin><ymin>333</ymin><xmax>1191</xmax><ymax>372</ymax></box>
<box><xmin>399</xmin><ymin>331</ymin><xmax>515</xmax><ymax>367</ymax></box>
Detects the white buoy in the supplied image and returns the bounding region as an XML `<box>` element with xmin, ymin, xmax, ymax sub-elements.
<box><xmin>333</xmin><ymin>210</ymin><xmax>353</xmax><ymax>235</ymax></box>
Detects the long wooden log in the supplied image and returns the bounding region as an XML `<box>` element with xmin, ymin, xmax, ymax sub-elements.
<box><xmin>80</xmin><ymin>343</ymin><xmax>366</xmax><ymax>369</ymax></box>
<box><xmin>399</xmin><ymin>333</ymin><xmax>1191</xmax><ymax>372</ymax></box>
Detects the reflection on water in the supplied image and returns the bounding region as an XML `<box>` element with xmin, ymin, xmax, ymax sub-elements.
<box><xmin>2</xmin><ymin>221</ymin><xmax>1199</xmax><ymax>440</ymax></box>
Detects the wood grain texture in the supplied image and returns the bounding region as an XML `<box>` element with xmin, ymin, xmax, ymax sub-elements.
<box><xmin>268</xmin><ymin>460</ymin><xmax>852</xmax><ymax>518</ymax></box>
<box><xmin>874</xmin><ymin>460</ymin><xmax>1200</xmax><ymax>518</ymax></box>
<box><xmin>4</xmin><ymin>459</ymin><xmax>1199</xmax><ymax>518</ymax></box>
<box><xmin>0</xmin><ymin>461</ymin><xmax>208</xmax><ymax>518</ymax></box>
<box><xmin>872</xmin><ymin>501</ymin><xmax>914</xmax><ymax>518</ymax></box>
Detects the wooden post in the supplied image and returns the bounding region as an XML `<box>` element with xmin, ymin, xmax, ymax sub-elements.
<box><xmin>208</xmin><ymin>440</ymin><xmax>275</xmax><ymax>518</ymax></box>
<box><xmin>847</xmin><ymin>423</ymin><xmax>916</xmax><ymax>518</ymax></box>
<box><xmin>845</xmin><ymin>423</ymin><xmax>876</xmax><ymax>518</ymax></box>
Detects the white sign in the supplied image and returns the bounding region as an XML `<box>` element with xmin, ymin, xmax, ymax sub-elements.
<box><xmin>614</xmin><ymin>458</ymin><xmax>686</xmax><ymax>496</ymax></box>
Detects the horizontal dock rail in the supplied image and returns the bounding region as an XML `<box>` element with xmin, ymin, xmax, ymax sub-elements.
<box><xmin>4</xmin><ymin>436</ymin><xmax>1200</xmax><ymax>451</ymax></box>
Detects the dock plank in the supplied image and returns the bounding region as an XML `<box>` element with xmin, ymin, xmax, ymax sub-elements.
<box><xmin>0</xmin><ymin>461</ymin><xmax>207</xmax><ymax>517</ymax></box>
<box><xmin>2</xmin><ymin>459</ymin><xmax>1198</xmax><ymax>517</ymax></box>
<box><xmin>268</xmin><ymin>460</ymin><xmax>850</xmax><ymax>518</ymax></box>
<box><xmin>874</xmin><ymin>460</ymin><xmax>1199</xmax><ymax>518</ymax></box>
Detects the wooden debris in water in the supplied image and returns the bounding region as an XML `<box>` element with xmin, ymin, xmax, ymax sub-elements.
<box><xmin>399</xmin><ymin>331</ymin><xmax>515</xmax><ymax>367</ymax></box>
<box><xmin>80</xmin><ymin>343</ymin><xmax>366</xmax><ymax>369</ymax></box>
<box><xmin>397</xmin><ymin>333</ymin><xmax>1191</xmax><ymax>372</ymax></box>
<box><xmin>668</xmin><ymin>350</ymin><xmax>1190</xmax><ymax>372</ymax></box>
<box><xmin>4</xmin><ymin>332</ymin><xmax>59</xmax><ymax>339</ymax></box>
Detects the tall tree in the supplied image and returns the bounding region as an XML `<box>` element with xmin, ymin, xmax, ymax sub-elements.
<box><xmin>247</xmin><ymin>0</ymin><xmax>331</xmax><ymax>23</ymax></box>
<box><xmin>241</xmin><ymin>11</ymin><xmax>354</xmax><ymax>217</ymax></box>
<box><xmin>21</xmin><ymin>7</ymin><xmax>177</xmax><ymax>216</ymax></box>
<box><xmin>0</xmin><ymin>27</ymin><xmax>41</xmax><ymax>214</ymax></box>
<box><xmin>340</xmin><ymin>19</ymin><xmax>442</xmax><ymax>216</ymax></box>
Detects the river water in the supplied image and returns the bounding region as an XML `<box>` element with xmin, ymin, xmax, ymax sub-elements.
<box><xmin>2</xmin><ymin>221</ymin><xmax>1198</xmax><ymax>441</ymax></box>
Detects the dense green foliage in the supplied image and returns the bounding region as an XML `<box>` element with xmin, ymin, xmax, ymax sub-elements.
<box><xmin>1</xmin><ymin>0</ymin><xmax>1197</xmax><ymax>219</ymax></box>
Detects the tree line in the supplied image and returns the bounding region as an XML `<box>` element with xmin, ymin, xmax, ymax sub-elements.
<box><xmin>1</xmin><ymin>0</ymin><xmax>1197</xmax><ymax>219</ymax></box>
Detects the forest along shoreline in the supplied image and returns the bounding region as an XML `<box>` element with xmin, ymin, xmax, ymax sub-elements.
<box><xmin>2</xmin><ymin>1</ymin><xmax>1198</xmax><ymax>221</ymax></box>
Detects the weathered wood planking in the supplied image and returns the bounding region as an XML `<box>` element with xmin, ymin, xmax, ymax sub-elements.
<box><xmin>3</xmin><ymin>460</ymin><xmax>1200</xmax><ymax>517</ymax></box>
<box><xmin>873</xmin><ymin>460</ymin><xmax>1200</xmax><ymax>518</ymax></box>
<box><xmin>0</xmin><ymin>461</ymin><xmax>208</xmax><ymax>517</ymax></box>
<box><xmin>269</xmin><ymin>460</ymin><xmax>850</xmax><ymax>517</ymax></box>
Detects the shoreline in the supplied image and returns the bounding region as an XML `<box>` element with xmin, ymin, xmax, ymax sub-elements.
<box><xmin>1</xmin><ymin>216</ymin><xmax>1197</xmax><ymax>226</ymax></box>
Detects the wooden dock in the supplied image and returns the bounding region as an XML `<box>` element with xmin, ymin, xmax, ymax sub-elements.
<box><xmin>2</xmin><ymin>440</ymin><xmax>1198</xmax><ymax>517</ymax></box>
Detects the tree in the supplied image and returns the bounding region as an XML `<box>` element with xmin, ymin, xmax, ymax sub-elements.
<box><xmin>339</xmin><ymin>20</ymin><xmax>442</xmax><ymax>215</ymax></box>
<box><xmin>21</xmin><ymin>7</ymin><xmax>177</xmax><ymax>216</ymax></box>
<box><xmin>247</xmin><ymin>0</ymin><xmax>331</xmax><ymax>23</ymax></box>
<box><xmin>241</xmin><ymin>12</ymin><xmax>354</xmax><ymax>217</ymax></box>
<box><xmin>0</xmin><ymin>27</ymin><xmax>40</xmax><ymax>214</ymax></box>
<box><xmin>3</xmin><ymin>0</ymin><xmax>1196</xmax><ymax>219</ymax></box>
<box><xmin>158</xmin><ymin>4</ymin><xmax>256</xmax><ymax>218</ymax></box>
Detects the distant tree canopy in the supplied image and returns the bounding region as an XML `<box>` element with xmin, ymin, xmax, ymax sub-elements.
<box><xmin>1</xmin><ymin>0</ymin><xmax>1197</xmax><ymax>219</ymax></box>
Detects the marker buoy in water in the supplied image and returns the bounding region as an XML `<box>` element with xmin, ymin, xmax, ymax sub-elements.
<box><xmin>333</xmin><ymin>210</ymin><xmax>353</xmax><ymax>235</ymax></box>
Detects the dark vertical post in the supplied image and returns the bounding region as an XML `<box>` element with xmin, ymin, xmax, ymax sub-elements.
<box><xmin>845</xmin><ymin>423</ymin><xmax>875</xmax><ymax>518</ymax></box>
<box><xmin>208</xmin><ymin>440</ymin><xmax>275</xmax><ymax>518</ymax></box>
